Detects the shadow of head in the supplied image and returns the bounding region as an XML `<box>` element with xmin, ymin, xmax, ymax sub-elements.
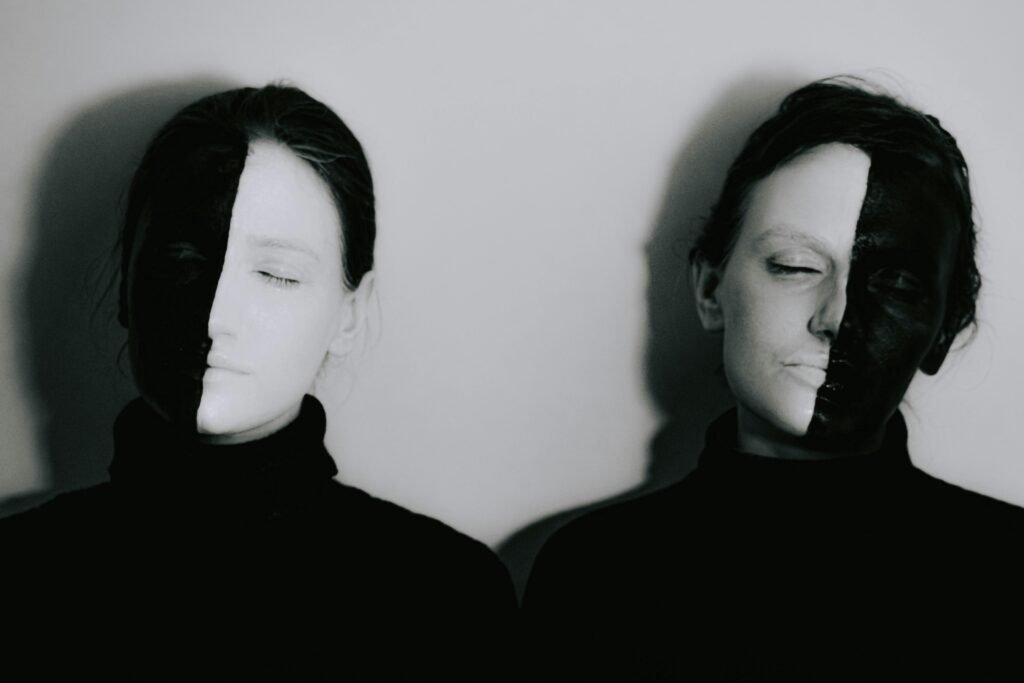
<box><xmin>5</xmin><ymin>77</ymin><xmax>240</xmax><ymax>516</ymax></box>
<box><xmin>643</xmin><ymin>70</ymin><xmax>806</xmax><ymax>486</ymax></box>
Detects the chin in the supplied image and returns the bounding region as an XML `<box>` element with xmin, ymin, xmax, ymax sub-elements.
<box><xmin>808</xmin><ymin>406</ymin><xmax>889</xmax><ymax>444</ymax></box>
<box><xmin>762</xmin><ymin>390</ymin><xmax>817</xmax><ymax>438</ymax></box>
<box><xmin>195</xmin><ymin>414</ymin><xmax>238</xmax><ymax>437</ymax></box>
<box><xmin>195</xmin><ymin>395</ymin><xmax>247</xmax><ymax>437</ymax></box>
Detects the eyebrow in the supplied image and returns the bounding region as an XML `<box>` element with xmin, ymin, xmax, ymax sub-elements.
<box><xmin>246</xmin><ymin>235</ymin><xmax>321</xmax><ymax>261</ymax></box>
<box><xmin>752</xmin><ymin>227</ymin><xmax>831</xmax><ymax>251</ymax></box>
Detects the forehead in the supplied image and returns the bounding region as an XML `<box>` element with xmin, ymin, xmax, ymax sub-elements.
<box><xmin>853</xmin><ymin>155</ymin><xmax>960</xmax><ymax>272</ymax></box>
<box><xmin>230</xmin><ymin>140</ymin><xmax>342</xmax><ymax>253</ymax></box>
<box><xmin>738</xmin><ymin>143</ymin><xmax>871</xmax><ymax>254</ymax></box>
<box><xmin>737</xmin><ymin>143</ymin><xmax>959</xmax><ymax>272</ymax></box>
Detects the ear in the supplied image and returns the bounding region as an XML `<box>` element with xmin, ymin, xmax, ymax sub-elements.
<box><xmin>919</xmin><ymin>326</ymin><xmax>955</xmax><ymax>375</ymax></box>
<box><xmin>329</xmin><ymin>271</ymin><xmax>376</xmax><ymax>357</ymax></box>
<box><xmin>690</xmin><ymin>255</ymin><xmax>725</xmax><ymax>332</ymax></box>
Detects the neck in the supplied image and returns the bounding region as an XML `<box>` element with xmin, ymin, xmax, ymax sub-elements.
<box><xmin>110</xmin><ymin>394</ymin><xmax>337</xmax><ymax>490</ymax></box>
<box><xmin>736</xmin><ymin>407</ymin><xmax>885</xmax><ymax>461</ymax></box>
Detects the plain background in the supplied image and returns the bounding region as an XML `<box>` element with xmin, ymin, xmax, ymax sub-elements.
<box><xmin>2</xmin><ymin>0</ymin><xmax>1022</xmax><ymax>589</ymax></box>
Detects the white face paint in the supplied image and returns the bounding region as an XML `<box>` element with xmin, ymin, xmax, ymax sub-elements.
<box><xmin>701</xmin><ymin>143</ymin><xmax>871</xmax><ymax>457</ymax></box>
<box><xmin>196</xmin><ymin>140</ymin><xmax>355</xmax><ymax>443</ymax></box>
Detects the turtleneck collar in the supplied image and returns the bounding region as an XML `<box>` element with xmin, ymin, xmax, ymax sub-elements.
<box><xmin>109</xmin><ymin>395</ymin><xmax>338</xmax><ymax>499</ymax></box>
<box><xmin>697</xmin><ymin>408</ymin><xmax>915</xmax><ymax>486</ymax></box>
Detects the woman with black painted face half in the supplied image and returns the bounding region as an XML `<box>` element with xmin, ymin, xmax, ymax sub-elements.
<box><xmin>3</xmin><ymin>86</ymin><xmax>514</xmax><ymax>673</ymax></box>
<box><xmin>525</xmin><ymin>78</ymin><xmax>1024</xmax><ymax>680</ymax></box>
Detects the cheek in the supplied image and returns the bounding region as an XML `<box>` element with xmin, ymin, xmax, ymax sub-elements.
<box><xmin>255</xmin><ymin>292</ymin><xmax>340</xmax><ymax>373</ymax></box>
<box><xmin>851</xmin><ymin>304</ymin><xmax>940</xmax><ymax>395</ymax></box>
<box><xmin>718</xmin><ymin>272</ymin><xmax>821</xmax><ymax>436</ymax></box>
<box><xmin>720</xmin><ymin>274</ymin><xmax>806</xmax><ymax>364</ymax></box>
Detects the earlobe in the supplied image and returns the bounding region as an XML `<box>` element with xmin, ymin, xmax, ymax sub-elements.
<box><xmin>920</xmin><ymin>327</ymin><xmax>955</xmax><ymax>375</ymax></box>
<box><xmin>691</xmin><ymin>257</ymin><xmax>725</xmax><ymax>332</ymax></box>
<box><xmin>328</xmin><ymin>271</ymin><xmax>376</xmax><ymax>357</ymax></box>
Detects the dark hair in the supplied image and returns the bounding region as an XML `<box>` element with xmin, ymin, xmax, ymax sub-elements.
<box><xmin>692</xmin><ymin>77</ymin><xmax>980</xmax><ymax>348</ymax></box>
<box><xmin>118</xmin><ymin>84</ymin><xmax>375</xmax><ymax>326</ymax></box>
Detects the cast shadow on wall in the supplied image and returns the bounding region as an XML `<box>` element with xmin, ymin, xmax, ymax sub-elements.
<box><xmin>0</xmin><ymin>78</ymin><xmax>238</xmax><ymax>520</ymax></box>
<box><xmin>497</xmin><ymin>72</ymin><xmax>805</xmax><ymax>598</ymax></box>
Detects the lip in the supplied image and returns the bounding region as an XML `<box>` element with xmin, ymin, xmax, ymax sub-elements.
<box><xmin>784</xmin><ymin>363</ymin><xmax>827</xmax><ymax>388</ymax></box>
<box><xmin>205</xmin><ymin>351</ymin><xmax>249</xmax><ymax>375</ymax></box>
<box><xmin>783</xmin><ymin>352</ymin><xmax>830</xmax><ymax>369</ymax></box>
<box><xmin>782</xmin><ymin>353</ymin><xmax>829</xmax><ymax>388</ymax></box>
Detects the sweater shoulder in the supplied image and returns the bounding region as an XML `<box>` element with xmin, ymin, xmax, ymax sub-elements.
<box><xmin>525</xmin><ymin>478</ymin><xmax>698</xmax><ymax>607</ymax></box>
<box><xmin>0</xmin><ymin>484</ymin><xmax>116</xmax><ymax>535</ymax></box>
<box><xmin>910</xmin><ymin>466</ymin><xmax>1024</xmax><ymax>519</ymax></box>
<box><xmin>322</xmin><ymin>480</ymin><xmax>516</xmax><ymax>606</ymax></box>
<box><xmin>539</xmin><ymin>478</ymin><xmax>696</xmax><ymax>557</ymax></box>
<box><xmin>323</xmin><ymin>479</ymin><xmax>485</xmax><ymax>548</ymax></box>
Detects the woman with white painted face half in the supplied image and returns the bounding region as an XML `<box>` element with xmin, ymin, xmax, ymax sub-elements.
<box><xmin>3</xmin><ymin>86</ymin><xmax>514</xmax><ymax>671</ymax></box>
<box><xmin>525</xmin><ymin>78</ymin><xmax>1024</xmax><ymax>679</ymax></box>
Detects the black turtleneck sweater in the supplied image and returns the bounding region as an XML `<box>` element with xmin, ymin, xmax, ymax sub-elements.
<box><xmin>524</xmin><ymin>411</ymin><xmax>1024</xmax><ymax>680</ymax></box>
<box><xmin>2</xmin><ymin>396</ymin><xmax>515</xmax><ymax>675</ymax></box>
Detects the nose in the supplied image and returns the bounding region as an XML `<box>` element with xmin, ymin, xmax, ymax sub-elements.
<box><xmin>207</xmin><ymin>267</ymin><xmax>239</xmax><ymax>340</ymax></box>
<box><xmin>809</xmin><ymin>277</ymin><xmax>847</xmax><ymax>343</ymax></box>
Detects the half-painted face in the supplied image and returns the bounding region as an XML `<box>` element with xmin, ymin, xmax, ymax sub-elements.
<box><xmin>694</xmin><ymin>142</ymin><xmax>958</xmax><ymax>457</ymax></box>
<box><xmin>127</xmin><ymin>139</ymin><xmax>360</xmax><ymax>442</ymax></box>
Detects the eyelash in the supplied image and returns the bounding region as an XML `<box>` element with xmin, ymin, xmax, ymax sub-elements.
<box><xmin>257</xmin><ymin>271</ymin><xmax>300</xmax><ymax>288</ymax></box>
<box><xmin>766</xmin><ymin>260</ymin><xmax>822</xmax><ymax>276</ymax></box>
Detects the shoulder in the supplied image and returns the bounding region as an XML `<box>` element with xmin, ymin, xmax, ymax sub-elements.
<box><xmin>908</xmin><ymin>466</ymin><xmax>1024</xmax><ymax>568</ymax></box>
<box><xmin>910</xmin><ymin>466</ymin><xmax>1024</xmax><ymax>520</ymax></box>
<box><xmin>0</xmin><ymin>484</ymin><xmax>119</xmax><ymax>603</ymax></box>
<box><xmin>321</xmin><ymin>480</ymin><xmax>516</xmax><ymax>609</ymax></box>
<box><xmin>323</xmin><ymin>480</ymin><xmax>485</xmax><ymax>551</ymax></box>
<box><xmin>540</xmin><ymin>478</ymin><xmax>697</xmax><ymax>557</ymax></box>
<box><xmin>524</xmin><ymin>479</ymin><xmax>697</xmax><ymax>607</ymax></box>
<box><xmin>0</xmin><ymin>484</ymin><xmax>116</xmax><ymax>539</ymax></box>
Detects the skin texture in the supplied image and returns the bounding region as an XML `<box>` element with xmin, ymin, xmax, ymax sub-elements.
<box><xmin>196</xmin><ymin>140</ymin><xmax>363</xmax><ymax>444</ymax></box>
<box><xmin>693</xmin><ymin>142</ymin><xmax>958</xmax><ymax>458</ymax></box>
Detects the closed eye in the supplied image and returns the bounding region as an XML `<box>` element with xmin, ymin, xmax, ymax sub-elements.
<box><xmin>160</xmin><ymin>242</ymin><xmax>208</xmax><ymax>263</ymax></box>
<box><xmin>766</xmin><ymin>260</ymin><xmax>822</xmax><ymax>275</ymax></box>
<box><xmin>257</xmin><ymin>271</ymin><xmax>300</xmax><ymax>288</ymax></box>
<box><xmin>869</xmin><ymin>269</ymin><xmax>925</xmax><ymax>297</ymax></box>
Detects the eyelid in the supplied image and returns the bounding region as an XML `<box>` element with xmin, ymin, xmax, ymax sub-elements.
<box><xmin>159</xmin><ymin>242</ymin><xmax>208</xmax><ymax>262</ymax></box>
<box><xmin>766</xmin><ymin>249</ymin><xmax>828</xmax><ymax>275</ymax></box>
<box><xmin>256</xmin><ymin>269</ymin><xmax>301</xmax><ymax>288</ymax></box>
<box><xmin>869</xmin><ymin>269</ymin><xmax>925</xmax><ymax>294</ymax></box>
<box><xmin>771</xmin><ymin>248</ymin><xmax>826</xmax><ymax>266</ymax></box>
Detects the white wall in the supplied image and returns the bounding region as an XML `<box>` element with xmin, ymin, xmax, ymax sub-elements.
<box><xmin>2</xmin><ymin>1</ymin><xmax>1022</xmax><ymax>567</ymax></box>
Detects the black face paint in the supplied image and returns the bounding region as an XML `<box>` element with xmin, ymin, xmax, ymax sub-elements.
<box><xmin>126</xmin><ymin>130</ymin><xmax>248</xmax><ymax>430</ymax></box>
<box><xmin>808</xmin><ymin>153</ymin><xmax>959</xmax><ymax>445</ymax></box>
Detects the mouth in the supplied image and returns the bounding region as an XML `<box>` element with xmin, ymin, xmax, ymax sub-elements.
<box><xmin>781</xmin><ymin>352</ymin><xmax>830</xmax><ymax>387</ymax></box>
<box><xmin>205</xmin><ymin>351</ymin><xmax>249</xmax><ymax>375</ymax></box>
<box><xmin>783</xmin><ymin>363</ymin><xmax>827</xmax><ymax>388</ymax></box>
<box><xmin>814</xmin><ymin>359</ymin><xmax>869</xmax><ymax>410</ymax></box>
